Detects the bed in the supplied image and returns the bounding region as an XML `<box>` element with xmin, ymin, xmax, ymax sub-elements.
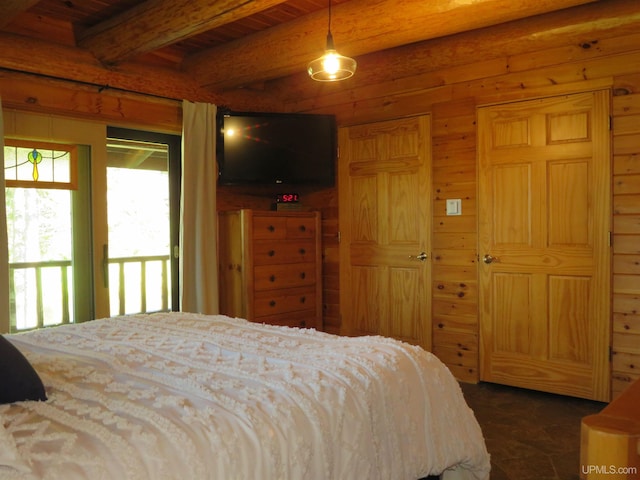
<box><xmin>1</xmin><ymin>312</ymin><xmax>490</xmax><ymax>480</ymax></box>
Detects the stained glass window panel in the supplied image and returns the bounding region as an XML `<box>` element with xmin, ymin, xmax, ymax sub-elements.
<box><xmin>4</xmin><ymin>139</ymin><xmax>76</xmax><ymax>189</ymax></box>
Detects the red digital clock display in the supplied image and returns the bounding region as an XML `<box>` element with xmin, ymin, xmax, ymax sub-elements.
<box><xmin>276</xmin><ymin>193</ymin><xmax>300</xmax><ymax>203</ymax></box>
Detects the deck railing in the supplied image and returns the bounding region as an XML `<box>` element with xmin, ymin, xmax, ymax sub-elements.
<box><xmin>108</xmin><ymin>255</ymin><xmax>171</xmax><ymax>316</ymax></box>
<box><xmin>9</xmin><ymin>260</ymin><xmax>73</xmax><ymax>331</ymax></box>
<box><xmin>9</xmin><ymin>255</ymin><xmax>171</xmax><ymax>331</ymax></box>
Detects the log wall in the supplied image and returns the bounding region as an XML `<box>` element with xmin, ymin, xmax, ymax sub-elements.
<box><xmin>273</xmin><ymin>29</ymin><xmax>640</xmax><ymax>394</ymax></box>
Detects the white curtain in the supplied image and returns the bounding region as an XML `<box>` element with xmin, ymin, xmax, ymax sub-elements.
<box><xmin>179</xmin><ymin>101</ymin><xmax>219</xmax><ymax>314</ymax></box>
<box><xmin>0</xmin><ymin>101</ymin><xmax>10</xmax><ymax>333</ymax></box>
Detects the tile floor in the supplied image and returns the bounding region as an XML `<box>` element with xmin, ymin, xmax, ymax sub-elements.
<box><xmin>460</xmin><ymin>382</ymin><xmax>606</xmax><ymax>480</ymax></box>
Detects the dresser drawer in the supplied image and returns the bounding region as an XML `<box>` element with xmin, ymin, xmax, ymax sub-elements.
<box><xmin>285</xmin><ymin>217</ymin><xmax>317</xmax><ymax>238</ymax></box>
<box><xmin>254</xmin><ymin>263</ymin><xmax>316</xmax><ymax>290</ymax></box>
<box><xmin>254</xmin><ymin>309</ymin><xmax>319</xmax><ymax>329</ymax></box>
<box><xmin>254</xmin><ymin>287</ymin><xmax>316</xmax><ymax>316</ymax></box>
<box><xmin>252</xmin><ymin>216</ymin><xmax>288</xmax><ymax>240</ymax></box>
<box><xmin>253</xmin><ymin>240</ymin><xmax>316</xmax><ymax>265</ymax></box>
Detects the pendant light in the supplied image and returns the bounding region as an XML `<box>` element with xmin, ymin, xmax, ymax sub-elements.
<box><xmin>307</xmin><ymin>0</ymin><xmax>356</xmax><ymax>81</ymax></box>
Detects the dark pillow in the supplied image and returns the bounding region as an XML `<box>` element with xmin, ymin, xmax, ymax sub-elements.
<box><xmin>0</xmin><ymin>335</ymin><xmax>47</xmax><ymax>404</ymax></box>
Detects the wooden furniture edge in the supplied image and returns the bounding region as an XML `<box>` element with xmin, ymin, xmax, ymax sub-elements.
<box><xmin>580</xmin><ymin>378</ymin><xmax>640</xmax><ymax>479</ymax></box>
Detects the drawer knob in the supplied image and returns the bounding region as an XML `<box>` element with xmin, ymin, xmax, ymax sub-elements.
<box><xmin>300</xmin><ymin>272</ymin><xmax>306</xmax><ymax>279</ymax></box>
<box><xmin>268</xmin><ymin>225</ymin><xmax>275</xmax><ymax>232</ymax></box>
<box><xmin>299</xmin><ymin>225</ymin><xmax>306</xmax><ymax>232</ymax></box>
<box><xmin>300</xmin><ymin>296</ymin><xmax>306</xmax><ymax>304</ymax></box>
<box><xmin>299</xmin><ymin>248</ymin><xmax>306</xmax><ymax>255</ymax></box>
<box><xmin>268</xmin><ymin>250</ymin><xmax>275</xmax><ymax>257</ymax></box>
<box><xmin>300</xmin><ymin>320</ymin><xmax>306</xmax><ymax>327</ymax></box>
<box><xmin>269</xmin><ymin>275</ymin><xmax>276</xmax><ymax>282</ymax></box>
<box><xmin>269</xmin><ymin>300</ymin><xmax>276</xmax><ymax>307</ymax></box>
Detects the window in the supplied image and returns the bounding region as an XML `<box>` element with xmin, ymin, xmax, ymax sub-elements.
<box><xmin>4</xmin><ymin>140</ymin><xmax>92</xmax><ymax>331</ymax></box>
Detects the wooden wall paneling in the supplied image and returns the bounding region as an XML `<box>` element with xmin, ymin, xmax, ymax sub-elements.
<box><xmin>614</xmin><ymin>154</ymin><xmax>640</xmax><ymax>176</ymax></box>
<box><xmin>613</xmin><ymin>235</ymin><xmax>640</xmax><ymax>255</ymax></box>
<box><xmin>216</xmin><ymin>187</ymin><xmax>274</xmax><ymax>211</ymax></box>
<box><xmin>614</xmin><ymin>215</ymin><xmax>640</xmax><ymax>234</ymax></box>
<box><xmin>613</xmin><ymin>89</ymin><xmax>640</xmax><ymax>114</ymax></box>
<box><xmin>432</xmin><ymin>233</ymin><xmax>478</xmax><ymax>252</ymax></box>
<box><xmin>613</xmin><ymin>193</ymin><xmax>640</xmax><ymax>214</ymax></box>
<box><xmin>327</xmin><ymin>86</ymin><xmax>451</xmax><ymax>127</ymax></box>
<box><xmin>301</xmin><ymin>188</ymin><xmax>340</xmax><ymax>335</ymax></box>
<box><xmin>613</xmin><ymin>256</ymin><xmax>640</xmax><ymax>275</ymax></box>
<box><xmin>614</xmin><ymin>312</ymin><xmax>640</xmax><ymax>335</ymax></box>
<box><xmin>613</xmin><ymin>330</ymin><xmax>640</xmax><ymax>354</ymax></box>
<box><xmin>432</xmin><ymin>329</ymin><xmax>478</xmax><ymax>382</ymax></box>
<box><xmin>611</xmin><ymin>348</ymin><xmax>640</xmax><ymax>399</ymax></box>
<box><xmin>429</xmin><ymin>97</ymin><xmax>480</xmax><ymax>380</ymax></box>
<box><xmin>612</xmin><ymin>350</ymin><xmax>640</xmax><ymax>375</ymax></box>
<box><xmin>612</xmin><ymin>85</ymin><xmax>640</xmax><ymax>398</ymax></box>
<box><xmin>507</xmin><ymin>32</ymin><xmax>640</xmax><ymax>74</ymax></box>
<box><xmin>615</xmin><ymin>134</ymin><xmax>640</xmax><ymax>156</ymax></box>
<box><xmin>614</xmin><ymin>275</ymin><xmax>640</xmax><ymax>295</ymax></box>
<box><xmin>614</xmin><ymin>115</ymin><xmax>640</xmax><ymax>136</ymax></box>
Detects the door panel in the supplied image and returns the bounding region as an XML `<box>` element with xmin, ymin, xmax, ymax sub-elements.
<box><xmin>339</xmin><ymin>115</ymin><xmax>432</xmax><ymax>349</ymax></box>
<box><xmin>478</xmin><ymin>90</ymin><xmax>611</xmax><ymax>401</ymax></box>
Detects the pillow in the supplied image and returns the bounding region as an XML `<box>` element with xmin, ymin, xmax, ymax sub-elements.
<box><xmin>0</xmin><ymin>420</ymin><xmax>30</xmax><ymax>472</ymax></box>
<box><xmin>0</xmin><ymin>335</ymin><xmax>47</xmax><ymax>404</ymax></box>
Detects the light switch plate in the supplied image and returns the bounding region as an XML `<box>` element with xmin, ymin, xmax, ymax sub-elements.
<box><xmin>446</xmin><ymin>199</ymin><xmax>462</xmax><ymax>216</ymax></box>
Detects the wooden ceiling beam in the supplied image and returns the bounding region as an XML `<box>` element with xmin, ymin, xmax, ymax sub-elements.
<box><xmin>0</xmin><ymin>0</ymin><xmax>40</xmax><ymax>28</ymax></box>
<box><xmin>0</xmin><ymin>31</ymin><xmax>212</xmax><ymax>102</ymax></box>
<box><xmin>78</xmin><ymin>0</ymin><xmax>290</xmax><ymax>66</ymax></box>
<box><xmin>183</xmin><ymin>0</ymin><xmax>598</xmax><ymax>91</ymax></box>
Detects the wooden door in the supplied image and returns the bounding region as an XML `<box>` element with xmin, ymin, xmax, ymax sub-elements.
<box><xmin>478</xmin><ymin>91</ymin><xmax>611</xmax><ymax>401</ymax></box>
<box><xmin>339</xmin><ymin>115</ymin><xmax>432</xmax><ymax>350</ymax></box>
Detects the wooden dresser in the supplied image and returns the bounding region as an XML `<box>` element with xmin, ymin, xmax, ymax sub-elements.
<box><xmin>218</xmin><ymin>209</ymin><xmax>322</xmax><ymax>330</ymax></box>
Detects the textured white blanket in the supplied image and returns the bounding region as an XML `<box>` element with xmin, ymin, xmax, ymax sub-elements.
<box><xmin>1</xmin><ymin>312</ymin><xmax>490</xmax><ymax>480</ymax></box>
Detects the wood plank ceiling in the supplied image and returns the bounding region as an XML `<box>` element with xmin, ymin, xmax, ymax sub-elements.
<box><xmin>0</xmin><ymin>0</ymin><xmax>630</xmax><ymax>100</ymax></box>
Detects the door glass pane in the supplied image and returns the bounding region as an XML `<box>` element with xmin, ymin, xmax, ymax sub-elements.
<box><xmin>5</xmin><ymin>187</ymin><xmax>74</xmax><ymax>331</ymax></box>
<box><xmin>107</xmin><ymin>138</ymin><xmax>172</xmax><ymax>316</ymax></box>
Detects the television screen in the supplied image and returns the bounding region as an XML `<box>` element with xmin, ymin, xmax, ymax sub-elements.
<box><xmin>217</xmin><ymin>111</ymin><xmax>336</xmax><ymax>187</ymax></box>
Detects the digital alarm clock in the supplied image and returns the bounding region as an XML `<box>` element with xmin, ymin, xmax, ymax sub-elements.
<box><xmin>273</xmin><ymin>193</ymin><xmax>302</xmax><ymax>211</ymax></box>
<box><xmin>275</xmin><ymin>193</ymin><xmax>300</xmax><ymax>203</ymax></box>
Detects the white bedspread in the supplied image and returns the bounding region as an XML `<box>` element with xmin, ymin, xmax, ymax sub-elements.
<box><xmin>1</xmin><ymin>312</ymin><xmax>490</xmax><ymax>480</ymax></box>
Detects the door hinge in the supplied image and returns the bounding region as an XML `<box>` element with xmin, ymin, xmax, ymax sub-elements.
<box><xmin>609</xmin><ymin>345</ymin><xmax>613</xmax><ymax>362</ymax></box>
<box><xmin>609</xmin><ymin>116</ymin><xmax>612</xmax><ymax>131</ymax></box>
<box><xmin>337</xmin><ymin>231</ymin><xmax>341</xmax><ymax>243</ymax></box>
<box><xmin>609</xmin><ymin>231</ymin><xmax>613</xmax><ymax>247</ymax></box>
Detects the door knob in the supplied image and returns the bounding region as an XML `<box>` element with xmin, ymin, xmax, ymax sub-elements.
<box><xmin>410</xmin><ymin>252</ymin><xmax>428</xmax><ymax>261</ymax></box>
<box><xmin>483</xmin><ymin>254</ymin><xmax>496</xmax><ymax>264</ymax></box>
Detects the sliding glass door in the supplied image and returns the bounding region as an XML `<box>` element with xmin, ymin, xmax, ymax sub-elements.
<box><xmin>3</xmin><ymin>118</ymin><xmax>181</xmax><ymax>333</ymax></box>
<box><xmin>105</xmin><ymin>128</ymin><xmax>181</xmax><ymax>316</ymax></box>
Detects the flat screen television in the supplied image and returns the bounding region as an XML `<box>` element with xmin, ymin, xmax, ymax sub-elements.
<box><xmin>217</xmin><ymin>110</ymin><xmax>336</xmax><ymax>187</ymax></box>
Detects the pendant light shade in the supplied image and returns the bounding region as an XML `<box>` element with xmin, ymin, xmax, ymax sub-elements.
<box><xmin>307</xmin><ymin>1</ymin><xmax>356</xmax><ymax>81</ymax></box>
